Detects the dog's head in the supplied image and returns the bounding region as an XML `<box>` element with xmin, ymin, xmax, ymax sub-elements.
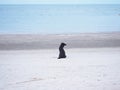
<box><xmin>61</xmin><ymin>42</ymin><xmax>67</xmax><ymax>46</ymax></box>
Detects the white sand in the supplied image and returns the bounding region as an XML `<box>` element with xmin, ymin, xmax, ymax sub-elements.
<box><xmin>0</xmin><ymin>48</ymin><xmax>120</xmax><ymax>90</ymax></box>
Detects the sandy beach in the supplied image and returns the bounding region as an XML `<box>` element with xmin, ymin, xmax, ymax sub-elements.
<box><xmin>0</xmin><ymin>32</ymin><xmax>120</xmax><ymax>50</ymax></box>
<box><xmin>0</xmin><ymin>48</ymin><xmax>120</xmax><ymax>90</ymax></box>
<box><xmin>0</xmin><ymin>33</ymin><xmax>120</xmax><ymax>90</ymax></box>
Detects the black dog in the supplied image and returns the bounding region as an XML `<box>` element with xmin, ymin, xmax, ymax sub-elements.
<box><xmin>58</xmin><ymin>43</ymin><xmax>67</xmax><ymax>59</ymax></box>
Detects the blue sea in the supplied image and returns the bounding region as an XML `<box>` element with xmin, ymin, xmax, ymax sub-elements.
<box><xmin>0</xmin><ymin>4</ymin><xmax>120</xmax><ymax>34</ymax></box>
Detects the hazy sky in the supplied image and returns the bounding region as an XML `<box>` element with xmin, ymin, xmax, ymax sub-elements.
<box><xmin>0</xmin><ymin>0</ymin><xmax>120</xmax><ymax>4</ymax></box>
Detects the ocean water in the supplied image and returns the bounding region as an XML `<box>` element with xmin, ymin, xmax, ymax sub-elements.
<box><xmin>0</xmin><ymin>4</ymin><xmax>120</xmax><ymax>34</ymax></box>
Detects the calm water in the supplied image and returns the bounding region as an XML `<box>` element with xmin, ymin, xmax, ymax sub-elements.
<box><xmin>0</xmin><ymin>4</ymin><xmax>120</xmax><ymax>34</ymax></box>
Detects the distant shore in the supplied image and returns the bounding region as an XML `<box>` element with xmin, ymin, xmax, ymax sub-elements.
<box><xmin>0</xmin><ymin>32</ymin><xmax>120</xmax><ymax>50</ymax></box>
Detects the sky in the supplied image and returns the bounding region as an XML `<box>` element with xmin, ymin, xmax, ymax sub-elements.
<box><xmin>0</xmin><ymin>0</ymin><xmax>120</xmax><ymax>4</ymax></box>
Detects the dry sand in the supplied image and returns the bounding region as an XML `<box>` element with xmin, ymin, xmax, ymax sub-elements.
<box><xmin>0</xmin><ymin>48</ymin><xmax>120</xmax><ymax>90</ymax></box>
